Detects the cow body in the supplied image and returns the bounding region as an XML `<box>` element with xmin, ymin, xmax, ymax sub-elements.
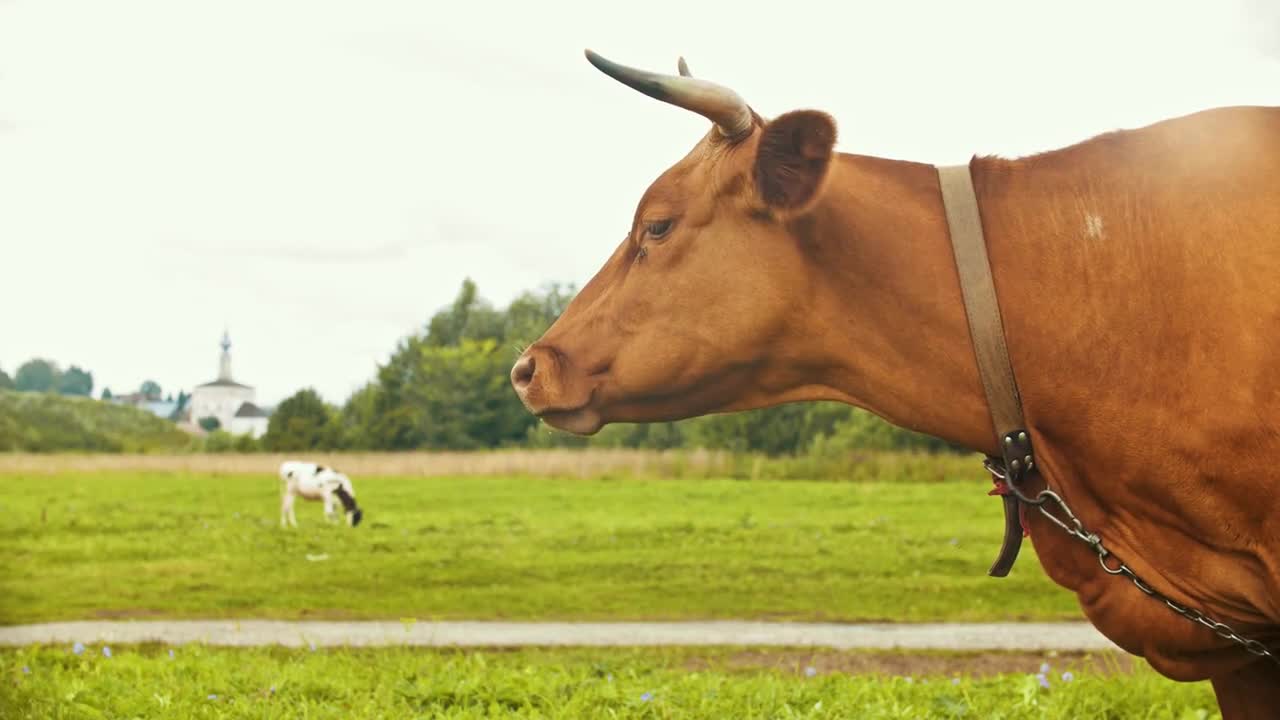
<box><xmin>511</xmin><ymin>51</ymin><xmax>1280</xmax><ymax>717</ymax></box>
<box><xmin>279</xmin><ymin>461</ymin><xmax>363</xmax><ymax>528</ymax></box>
<box><xmin>973</xmin><ymin>106</ymin><xmax>1280</xmax><ymax>711</ymax></box>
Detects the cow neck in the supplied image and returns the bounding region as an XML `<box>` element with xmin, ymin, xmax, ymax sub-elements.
<box><xmin>793</xmin><ymin>152</ymin><xmax>1000</xmax><ymax>457</ymax></box>
<box><xmin>781</xmin><ymin>154</ymin><xmax>1033</xmax><ymax>575</ymax></box>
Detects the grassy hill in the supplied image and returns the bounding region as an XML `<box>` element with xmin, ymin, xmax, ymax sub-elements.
<box><xmin>0</xmin><ymin>390</ymin><xmax>192</xmax><ymax>453</ymax></box>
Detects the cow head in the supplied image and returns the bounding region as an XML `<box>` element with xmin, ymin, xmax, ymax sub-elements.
<box><xmin>511</xmin><ymin>50</ymin><xmax>839</xmax><ymax>435</ymax></box>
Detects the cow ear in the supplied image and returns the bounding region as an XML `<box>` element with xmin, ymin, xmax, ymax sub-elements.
<box><xmin>752</xmin><ymin>110</ymin><xmax>837</xmax><ymax>212</ymax></box>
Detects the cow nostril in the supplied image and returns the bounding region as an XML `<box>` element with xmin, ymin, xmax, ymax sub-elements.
<box><xmin>512</xmin><ymin>355</ymin><xmax>537</xmax><ymax>390</ymax></box>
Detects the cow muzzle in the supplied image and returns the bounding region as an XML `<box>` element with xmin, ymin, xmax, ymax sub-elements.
<box><xmin>510</xmin><ymin>345</ymin><xmax>603</xmax><ymax>435</ymax></box>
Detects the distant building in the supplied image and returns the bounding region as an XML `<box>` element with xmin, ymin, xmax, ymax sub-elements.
<box><xmin>229</xmin><ymin>401</ymin><xmax>271</xmax><ymax>436</ymax></box>
<box><xmin>108</xmin><ymin>392</ymin><xmax>175</xmax><ymax>418</ymax></box>
<box><xmin>109</xmin><ymin>392</ymin><xmax>150</xmax><ymax>408</ymax></box>
<box><xmin>186</xmin><ymin>331</ymin><xmax>271</xmax><ymax>438</ymax></box>
<box><xmin>142</xmin><ymin>400</ymin><xmax>179</xmax><ymax>420</ymax></box>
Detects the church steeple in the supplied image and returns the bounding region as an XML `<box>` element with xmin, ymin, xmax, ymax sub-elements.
<box><xmin>218</xmin><ymin>329</ymin><xmax>233</xmax><ymax>382</ymax></box>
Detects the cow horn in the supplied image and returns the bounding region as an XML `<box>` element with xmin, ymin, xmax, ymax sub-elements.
<box><xmin>584</xmin><ymin>49</ymin><xmax>754</xmax><ymax>140</ymax></box>
<box><xmin>677</xmin><ymin>56</ymin><xmax>691</xmax><ymax>77</ymax></box>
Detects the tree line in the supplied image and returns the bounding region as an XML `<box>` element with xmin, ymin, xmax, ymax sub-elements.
<box><xmin>238</xmin><ymin>279</ymin><xmax>961</xmax><ymax>456</ymax></box>
<box><xmin>1</xmin><ymin>359</ymin><xmax>180</xmax><ymax>409</ymax></box>
<box><xmin>0</xmin><ymin>359</ymin><xmax>94</xmax><ymax>397</ymax></box>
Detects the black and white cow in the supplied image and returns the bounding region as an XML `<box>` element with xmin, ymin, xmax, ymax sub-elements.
<box><xmin>279</xmin><ymin>460</ymin><xmax>363</xmax><ymax>528</ymax></box>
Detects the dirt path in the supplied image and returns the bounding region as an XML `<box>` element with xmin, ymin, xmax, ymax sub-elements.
<box><xmin>0</xmin><ymin>620</ymin><xmax>1119</xmax><ymax>651</ymax></box>
<box><xmin>687</xmin><ymin>648</ymin><xmax>1142</xmax><ymax>678</ymax></box>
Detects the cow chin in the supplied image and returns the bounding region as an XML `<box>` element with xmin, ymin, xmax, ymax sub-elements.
<box><xmin>534</xmin><ymin>376</ymin><xmax>750</xmax><ymax>436</ymax></box>
<box><xmin>538</xmin><ymin>406</ymin><xmax>605</xmax><ymax>436</ymax></box>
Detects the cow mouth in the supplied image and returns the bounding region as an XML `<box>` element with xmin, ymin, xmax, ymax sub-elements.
<box><xmin>524</xmin><ymin>365</ymin><xmax>607</xmax><ymax>435</ymax></box>
<box><xmin>537</xmin><ymin>405</ymin><xmax>604</xmax><ymax>435</ymax></box>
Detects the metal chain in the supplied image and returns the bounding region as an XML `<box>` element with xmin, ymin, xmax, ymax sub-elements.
<box><xmin>983</xmin><ymin>458</ymin><xmax>1280</xmax><ymax>667</ymax></box>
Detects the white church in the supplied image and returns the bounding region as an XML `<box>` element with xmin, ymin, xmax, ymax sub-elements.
<box><xmin>187</xmin><ymin>331</ymin><xmax>271</xmax><ymax>437</ymax></box>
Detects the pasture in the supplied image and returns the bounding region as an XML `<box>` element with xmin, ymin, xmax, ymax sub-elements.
<box><xmin>1</xmin><ymin>466</ymin><xmax>1080</xmax><ymax>625</ymax></box>
<box><xmin>1</xmin><ymin>456</ymin><xmax>1222</xmax><ymax>716</ymax></box>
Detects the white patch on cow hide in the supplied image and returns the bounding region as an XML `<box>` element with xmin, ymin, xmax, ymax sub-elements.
<box><xmin>1083</xmin><ymin>212</ymin><xmax>1105</xmax><ymax>240</ymax></box>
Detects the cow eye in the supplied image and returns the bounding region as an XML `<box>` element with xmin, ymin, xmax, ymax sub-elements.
<box><xmin>646</xmin><ymin>219</ymin><xmax>673</xmax><ymax>239</ymax></box>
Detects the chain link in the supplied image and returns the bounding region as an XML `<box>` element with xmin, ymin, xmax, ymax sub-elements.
<box><xmin>983</xmin><ymin>459</ymin><xmax>1279</xmax><ymax>666</ymax></box>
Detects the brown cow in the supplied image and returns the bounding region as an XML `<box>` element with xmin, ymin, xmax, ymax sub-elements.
<box><xmin>510</xmin><ymin>50</ymin><xmax>1280</xmax><ymax>717</ymax></box>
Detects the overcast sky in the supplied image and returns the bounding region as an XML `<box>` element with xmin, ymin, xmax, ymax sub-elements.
<box><xmin>2</xmin><ymin>0</ymin><xmax>1278</xmax><ymax>406</ymax></box>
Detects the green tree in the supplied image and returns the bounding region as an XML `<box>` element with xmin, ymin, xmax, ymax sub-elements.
<box><xmin>678</xmin><ymin>404</ymin><xmax>832</xmax><ymax>456</ymax></box>
<box><xmin>361</xmin><ymin>337</ymin><xmax>536</xmax><ymax>450</ymax></box>
<box><xmin>362</xmin><ymin>337</ymin><xmax>431</xmax><ymax>450</ymax></box>
<box><xmin>813</xmin><ymin>407</ymin><xmax>960</xmax><ymax>454</ymax></box>
<box><xmin>503</xmin><ymin>282</ymin><xmax>577</xmax><ymax>348</ymax></box>
<box><xmin>413</xmin><ymin>338</ymin><xmax>534</xmax><ymax>449</ymax></box>
<box><xmin>425</xmin><ymin>278</ymin><xmax>506</xmax><ymax>347</ymax></box>
<box><xmin>525</xmin><ymin>417</ymin><xmax>688</xmax><ymax>450</ymax></box>
<box><xmin>198</xmin><ymin>416</ymin><xmax>221</xmax><ymax>433</ymax></box>
<box><xmin>263</xmin><ymin>388</ymin><xmax>339</xmax><ymax>451</ymax></box>
<box><xmin>15</xmin><ymin>359</ymin><xmax>60</xmax><ymax>393</ymax></box>
<box><xmin>0</xmin><ymin>367</ymin><xmax>13</xmax><ymax>391</ymax></box>
<box><xmin>101</xmin><ymin>387</ymin><xmax>114</xmax><ymax>400</ymax></box>
<box><xmin>336</xmin><ymin>382</ymin><xmax>381</xmax><ymax>450</ymax></box>
<box><xmin>57</xmin><ymin>366</ymin><xmax>93</xmax><ymax>396</ymax></box>
<box><xmin>140</xmin><ymin>380</ymin><xmax>162</xmax><ymax>401</ymax></box>
<box><xmin>171</xmin><ymin>391</ymin><xmax>191</xmax><ymax>421</ymax></box>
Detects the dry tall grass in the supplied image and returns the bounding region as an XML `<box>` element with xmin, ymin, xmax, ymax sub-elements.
<box><xmin>0</xmin><ymin>447</ymin><xmax>983</xmax><ymax>483</ymax></box>
<box><xmin>0</xmin><ymin>448</ymin><xmax>737</xmax><ymax>478</ymax></box>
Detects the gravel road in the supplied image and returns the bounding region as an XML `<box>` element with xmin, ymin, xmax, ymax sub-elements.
<box><xmin>0</xmin><ymin>620</ymin><xmax>1119</xmax><ymax>651</ymax></box>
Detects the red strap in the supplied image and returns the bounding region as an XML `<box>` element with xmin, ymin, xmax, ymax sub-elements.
<box><xmin>988</xmin><ymin>480</ymin><xmax>1031</xmax><ymax>537</ymax></box>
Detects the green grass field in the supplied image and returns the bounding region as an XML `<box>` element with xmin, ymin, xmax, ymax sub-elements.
<box><xmin>0</xmin><ymin>644</ymin><xmax>1220</xmax><ymax>719</ymax></box>
<box><xmin>3</xmin><ymin>467</ymin><xmax>1223</xmax><ymax>716</ymax></box>
<box><xmin>1</xmin><ymin>471</ymin><xmax>1080</xmax><ymax>624</ymax></box>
